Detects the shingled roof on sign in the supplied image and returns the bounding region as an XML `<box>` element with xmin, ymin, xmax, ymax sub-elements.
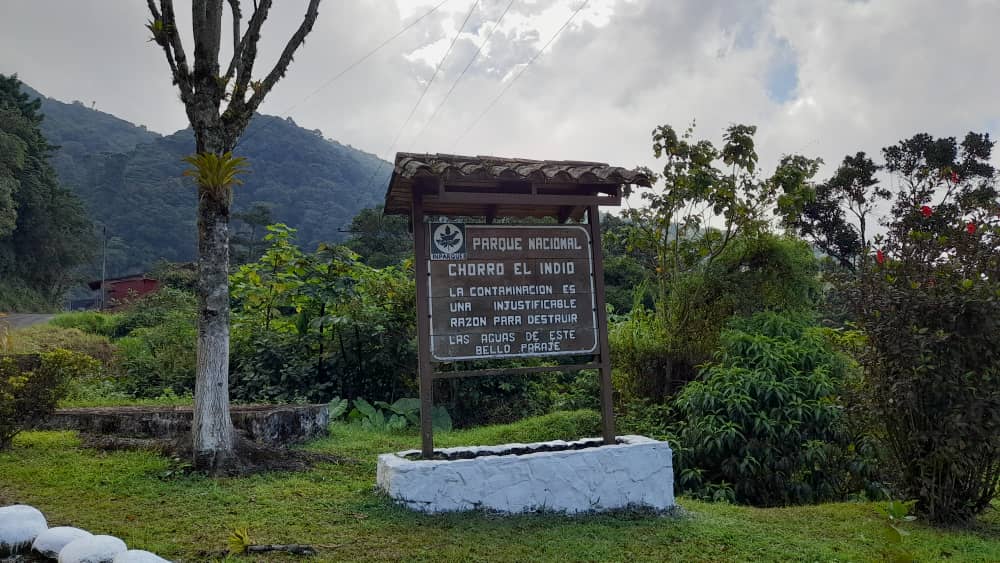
<box><xmin>383</xmin><ymin>152</ymin><xmax>650</xmax><ymax>217</ymax></box>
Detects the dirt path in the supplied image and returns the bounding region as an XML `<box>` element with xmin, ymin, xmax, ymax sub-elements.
<box><xmin>0</xmin><ymin>313</ymin><xmax>55</xmax><ymax>329</ymax></box>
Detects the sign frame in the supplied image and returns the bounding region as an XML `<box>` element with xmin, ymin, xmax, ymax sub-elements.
<box><xmin>426</xmin><ymin>223</ymin><xmax>599</xmax><ymax>362</ymax></box>
<box><xmin>391</xmin><ymin>156</ymin><xmax>651</xmax><ymax>460</ymax></box>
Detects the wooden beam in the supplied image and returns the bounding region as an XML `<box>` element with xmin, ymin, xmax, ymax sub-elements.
<box><xmin>587</xmin><ymin>205</ymin><xmax>617</xmax><ymax>445</ymax></box>
<box><xmin>433</xmin><ymin>363</ymin><xmax>602</xmax><ymax>380</ymax></box>
<box><xmin>425</xmin><ymin>192</ymin><xmax>621</xmax><ymax>208</ymax></box>
<box><xmin>412</xmin><ymin>194</ymin><xmax>434</xmax><ymax>459</ymax></box>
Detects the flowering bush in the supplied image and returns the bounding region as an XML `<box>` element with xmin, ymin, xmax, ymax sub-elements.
<box><xmin>855</xmin><ymin>132</ymin><xmax>1000</xmax><ymax>524</ymax></box>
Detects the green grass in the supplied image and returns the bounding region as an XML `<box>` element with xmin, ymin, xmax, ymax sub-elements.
<box><xmin>58</xmin><ymin>393</ymin><xmax>195</xmax><ymax>409</ymax></box>
<box><xmin>1</xmin><ymin>411</ymin><xmax>998</xmax><ymax>562</ymax></box>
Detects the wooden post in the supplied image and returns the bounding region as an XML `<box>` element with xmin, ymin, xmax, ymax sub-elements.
<box><xmin>587</xmin><ymin>205</ymin><xmax>616</xmax><ymax>444</ymax></box>
<box><xmin>412</xmin><ymin>193</ymin><xmax>435</xmax><ymax>458</ymax></box>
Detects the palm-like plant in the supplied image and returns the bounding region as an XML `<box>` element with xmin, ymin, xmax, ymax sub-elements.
<box><xmin>182</xmin><ymin>152</ymin><xmax>248</xmax><ymax>202</ymax></box>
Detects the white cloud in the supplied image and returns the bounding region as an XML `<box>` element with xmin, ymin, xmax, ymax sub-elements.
<box><xmin>0</xmin><ymin>0</ymin><xmax>997</xmax><ymax>188</ymax></box>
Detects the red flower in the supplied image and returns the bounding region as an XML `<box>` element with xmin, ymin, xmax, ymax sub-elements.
<box><xmin>876</xmin><ymin>249</ymin><xmax>885</xmax><ymax>264</ymax></box>
<box><xmin>921</xmin><ymin>205</ymin><xmax>933</xmax><ymax>217</ymax></box>
<box><xmin>951</xmin><ymin>171</ymin><xmax>960</xmax><ymax>183</ymax></box>
<box><xmin>967</xmin><ymin>222</ymin><xmax>977</xmax><ymax>234</ymax></box>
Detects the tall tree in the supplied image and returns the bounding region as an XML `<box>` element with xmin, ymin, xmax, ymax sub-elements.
<box><xmin>0</xmin><ymin>75</ymin><xmax>94</xmax><ymax>307</ymax></box>
<box><xmin>232</xmin><ymin>202</ymin><xmax>274</xmax><ymax>265</ymax></box>
<box><xmin>145</xmin><ymin>0</ymin><xmax>321</xmax><ymax>472</ymax></box>
<box><xmin>778</xmin><ymin>152</ymin><xmax>887</xmax><ymax>270</ymax></box>
<box><xmin>344</xmin><ymin>205</ymin><xmax>412</xmax><ymax>268</ymax></box>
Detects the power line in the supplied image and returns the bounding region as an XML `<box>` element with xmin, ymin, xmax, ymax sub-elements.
<box><xmin>360</xmin><ymin>0</ymin><xmax>482</xmax><ymax>194</ymax></box>
<box><xmin>451</xmin><ymin>0</ymin><xmax>590</xmax><ymax>150</ymax></box>
<box><xmin>384</xmin><ymin>0</ymin><xmax>481</xmax><ymax>156</ymax></box>
<box><xmin>410</xmin><ymin>0</ymin><xmax>515</xmax><ymax>142</ymax></box>
<box><xmin>235</xmin><ymin>0</ymin><xmax>451</xmax><ymax>149</ymax></box>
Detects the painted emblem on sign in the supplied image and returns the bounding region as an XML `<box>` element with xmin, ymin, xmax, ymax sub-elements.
<box><xmin>431</xmin><ymin>223</ymin><xmax>466</xmax><ymax>260</ymax></box>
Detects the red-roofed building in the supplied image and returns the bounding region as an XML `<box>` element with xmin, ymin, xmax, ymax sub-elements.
<box><xmin>88</xmin><ymin>275</ymin><xmax>160</xmax><ymax>307</ymax></box>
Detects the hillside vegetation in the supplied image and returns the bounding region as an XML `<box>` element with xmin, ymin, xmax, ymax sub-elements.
<box><xmin>24</xmin><ymin>84</ymin><xmax>391</xmax><ymax>276</ymax></box>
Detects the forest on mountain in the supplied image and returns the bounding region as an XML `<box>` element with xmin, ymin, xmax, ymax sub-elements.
<box><xmin>21</xmin><ymin>80</ymin><xmax>391</xmax><ymax>278</ymax></box>
<box><xmin>0</xmin><ymin>76</ymin><xmax>93</xmax><ymax>310</ymax></box>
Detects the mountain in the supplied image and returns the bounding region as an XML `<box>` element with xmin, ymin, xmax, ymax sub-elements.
<box><xmin>25</xmin><ymin>85</ymin><xmax>391</xmax><ymax>276</ymax></box>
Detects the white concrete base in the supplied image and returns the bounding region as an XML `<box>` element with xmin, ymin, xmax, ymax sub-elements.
<box><xmin>376</xmin><ymin>435</ymin><xmax>674</xmax><ymax>514</ymax></box>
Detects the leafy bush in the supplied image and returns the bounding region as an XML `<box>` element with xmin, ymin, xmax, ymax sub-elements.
<box><xmin>664</xmin><ymin>234</ymin><xmax>821</xmax><ymax>370</ymax></box>
<box><xmin>0</xmin><ymin>281</ymin><xmax>53</xmax><ymax>312</ymax></box>
<box><xmin>111</xmin><ymin>287</ymin><xmax>197</xmax><ymax>338</ymax></box>
<box><xmin>9</xmin><ymin>325</ymin><xmax>115</xmax><ymax>366</ymax></box>
<box><xmin>857</xmin><ymin>258</ymin><xmax>1000</xmax><ymax>523</ymax></box>
<box><xmin>609</xmin><ymin>305</ymin><xmax>673</xmax><ymax>402</ymax></box>
<box><xmin>610</xmin><ymin>235</ymin><xmax>821</xmax><ymax>404</ymax></box>
<box><xmin>673</xmin><ymin>312</ymin><xmax>872</xmax><ymax>506</ymax></box>
<box><xmin>0</xmin><ymin>350</ymin><xmax>96</xmax><ymax>449</ymax></box>
<box><xmin>49</xmin><ymin>311</ymin><xmax>121</xmax><ymax>337</ymax></box>
<box><xmin>850</xmin><ymin>131</ymin><xmax>1000</xmax><ymax>524</ymax></box>
<box><xmin>230</xmin><ymin>226</ymin><xmax>417</xmax><ymax>404</ymax></box>
<box><xmin>343</xmin><ymin>397</ymin><xmax>452</xmax><ymax>432</ymax></box>
<box><xmin>616</xmin><ymin>399</ymin><xmax>675</xmax><ymax>441</ymax></box>
<box><xmin>115</xmin><ymin>313</ymin><xmax>197</xmax><ymax>397</ymax></box>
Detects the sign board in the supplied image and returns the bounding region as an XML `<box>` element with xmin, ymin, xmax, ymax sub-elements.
<box><xmin>427</xmin><ymin>224</ymin><xmax>597</xmax><ymax>361</ymax></box>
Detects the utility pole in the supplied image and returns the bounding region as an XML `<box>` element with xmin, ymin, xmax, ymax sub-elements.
<box><xmin>100</xmin><ymin>226</ymin><xmax>107</xmax><ymax>310</ymax></box>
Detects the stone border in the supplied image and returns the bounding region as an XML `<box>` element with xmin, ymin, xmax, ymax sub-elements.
<box><xmin>37</xmin><ymin>404</ymin><xmax>329</xmax><ymax>446</ymax></box>
<box><xmin>377</xmin><ymin>435</ymin><xmax>674</xmax><ymax>514</ymax></box>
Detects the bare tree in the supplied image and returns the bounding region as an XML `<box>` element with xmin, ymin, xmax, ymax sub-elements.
<box><xmin>145</xmin><ymin>0</ymin><xmax>321</xmax><ymax>473</ymax></box>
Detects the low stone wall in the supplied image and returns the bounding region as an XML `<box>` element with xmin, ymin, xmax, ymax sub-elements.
<box><xmin>377</xmin><ymin>435</ymin><xmax>674</xmax><ymax>514</ymax></box>
<box><xmin>39</xmin><ymin>404</ymin><xmax>329</xmax><ymax>446</ymax></box>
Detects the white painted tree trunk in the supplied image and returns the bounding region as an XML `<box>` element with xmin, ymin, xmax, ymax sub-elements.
<box><xmin>192</xmin><ymin>168</ymin><xmax>236</xmax><ymax>471</ymax></box>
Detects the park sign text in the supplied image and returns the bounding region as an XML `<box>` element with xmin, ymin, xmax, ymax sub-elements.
<box><xmin>427</xmin><ymin>223</ymin><xmax>597</xmax><ymax>361</ymax></box>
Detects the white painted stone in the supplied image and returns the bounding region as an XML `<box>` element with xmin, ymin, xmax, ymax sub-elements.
<box><xmin>33</xmin><ymin>527</ymin><xmax>92</xmax><ymax>558</ymax></box>
<box><xmin>0</xmin><ymin>504</ymin><xmax>47</xmax><ymax>554</ymax></box>
<box><xmin>58</xmin><ymin>534</ymin><xmax>127</xmax><ymax>563</ymax></box>
<box><xmin>377</xmin><ymin>435</ymin><xmax>674</xmax><ymax>514</ymax></box>
<box><xmin>113</xmin><ymin>549</ymin><xmax>172</xmax><ymax>562</ymax></box>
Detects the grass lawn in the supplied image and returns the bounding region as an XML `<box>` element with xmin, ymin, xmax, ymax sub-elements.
<box><xmin>1</xmin><ymin>411</ymin><xmax>998</xmax><ymax>562</ymax></box>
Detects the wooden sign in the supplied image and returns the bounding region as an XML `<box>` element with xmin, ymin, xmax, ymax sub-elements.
<box><xmin>427</xmin><ymin>224</ymin><xmax>597</xmax><ymax>361</ymax></box>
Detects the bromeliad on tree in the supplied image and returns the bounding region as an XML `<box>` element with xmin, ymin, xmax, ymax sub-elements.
<box><xmin>182</xmin><ymin>152</ymin><xmax>249</xmax><ymax>203</ymax></box>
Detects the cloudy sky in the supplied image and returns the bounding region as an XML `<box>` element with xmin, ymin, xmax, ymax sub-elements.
<box><xmin>2</xmin><ymin>0</ymin><xmax>999</xmax><ymax>183</ymax></box>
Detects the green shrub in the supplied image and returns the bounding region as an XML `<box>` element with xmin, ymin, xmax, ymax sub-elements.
<box><xmin>0</xmin><ymin>350</ymin><xmax>96</xmax><ymax>449</ymax></box>
<box><xmin>0</xmin><ymin>281</ymin><xmax>54</xmax><ymax>312</ymax></box>
<box><xmin>610</xmin><ymin>235</ymin><xmax>822</xmax><ymax>404</ymax></box>
<box><xmin>230</xmin><ymin>226</ymin><xmax>418</xmax><ymax>405</ymax></box>
<box><xmin>609</xmin><ymin>306</ymin><xmax>674</xmax><ymax>402</ymax></box>
<box><xmin>49</xmin><ymin>311</ymin><xmax>121</xmax><ymax>337</ymax></box>
<box><xmin>673</xmin><ymin>312</ymin><xmax>872</xmax><ymax>506</ymax></box>
<box><xmin>115</xmin><ymin>314</ymin><xmax>197</xmax><ymax>397</ymax></box>
<box><xmin>112</xmin><ymin>287</ymin><xmax>197</xmax><ymax>338</ymax></box>
<box><xmin>856</xmin><ymin>262</ymin><xmax>1000</xmax><ymax>523</ymax></box>
<box><xmin>9</xmin><ymin>325</ymin><xmax>115</xmax><ymax>366</ymax></box>
<box><xmin>616</xmin><ymin>399</ymin><xmax>675</xmax><ymax>441</ymax></box>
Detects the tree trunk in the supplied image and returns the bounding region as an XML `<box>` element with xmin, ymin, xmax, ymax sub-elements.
<box><xmin>147</xmin><ymin>0</ymin><xmax>323</xmax><ymax>474</ymax></box>
<box><xmin>192</xmin><ymin>133</ymin><xmax>237</xmax><ymax>473</ymax></box>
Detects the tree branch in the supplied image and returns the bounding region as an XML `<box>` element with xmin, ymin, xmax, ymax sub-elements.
<box><xmin>243</xmin><ymin>0</ymin><xmax>321</xmax><ymax>114</ymax></box>
<box><xmin>223</xmin><ymin>0</ymin><xmax>243</xmax><ymax>82</ymax></box>
<box><xmin>192</xmin><ymin>0</ymin><xmax>224</xmax><ymax>82</ymax></box>
<box><xmin>229</xmin><ymin>0</ymin><xmax>273</xmax><ymax>106</ymax></box>
<box><xmin>147</xmin><ymin>0</ymin><xmax>194</xmax><ymax>101</ymax></box>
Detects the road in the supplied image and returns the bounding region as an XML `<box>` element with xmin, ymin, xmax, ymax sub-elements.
<box><xmin>0</xmin><ymin>314</ymin><xmax>55</xmax><ymax>329</ymax></box>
